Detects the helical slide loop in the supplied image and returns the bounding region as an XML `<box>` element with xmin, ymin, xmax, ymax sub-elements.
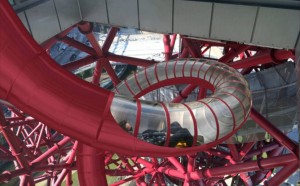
<box><xmin>111</xmin><ymin>59</ymin><xmax>252</xmax><ymax>146</ymax></box>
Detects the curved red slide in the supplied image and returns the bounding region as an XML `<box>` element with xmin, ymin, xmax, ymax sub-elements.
<box><xmin>0</xmin><ymin>1</ymin><xmax>250</xmax><ymax>157</ymax></box>
<box><xmin>0</xmin><ymin>1</ymin><xmax>207</xmax><ymax>157</ymax></box>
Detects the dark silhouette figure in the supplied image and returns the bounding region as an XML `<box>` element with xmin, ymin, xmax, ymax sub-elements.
<box><xmin>169</xmin><ymin>121</ymin><xmax>193</xmax><ymax>147</ymax></box>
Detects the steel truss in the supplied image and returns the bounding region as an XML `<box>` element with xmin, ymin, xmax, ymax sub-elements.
<box><xmin>0</xmin><ymin>21</ymin><xmax>298</xmax><ymax>186</ymax></box>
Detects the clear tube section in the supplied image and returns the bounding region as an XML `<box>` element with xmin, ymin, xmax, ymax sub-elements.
<box><xmin>111</xmin><ymin>59</ymin><xmax>252</xmax><ymax>147</ymax></box>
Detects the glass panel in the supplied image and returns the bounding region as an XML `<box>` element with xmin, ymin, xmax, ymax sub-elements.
<box><xmin>194</xmin><ymin>99</ymin><xmax>218</xmax><ymax>143</ymax></box>
<box><xmin>167</xmin><ymin>103</ymin><xmax>194</xmax><ymax>147</ymax></box>
<box><xmin>146</xmin><ymin>66</ymin><xmax>157</xmax><ymax>85</ymax></box>
<box><xmin>183</xmin><ymin>60</ymin><xmax>194</xmax><ymax>77</ymax></box>
<box><xmin>115</xmin><ymin>81</ymin><xmax>133</xmax><ymax>97</ymax></box>
<box><xmin>175</xmin><ymin>60</ymin><xmax>186</xmax><ymax>78</ymax></box>
<box><xmin>214</xmin><ymin>71</ymin><xmax>230</xmax><ymax>86</ymax></box>
<box><xmin>209</xmin><ymin>66</ymin><xmax>225</xmax><ymax>85</ymax></box>
<box><xmin>185</xmin><ymin>101</ymin><xmax>205</xmax><ymax>145</ymax></box>
<box><xmin>198</xmin><ymin>62</ymin><xmax>212</xmax><ymax>79</ymax></box>
<box><xmin>126</xmin><ymin>74</ymin><xmax>141</xmax><ymax>96</ymax></box>
<box><xmin>217</xmin><ymin>87</ymin><xmax>251</xmax><ymax>122</ymax></box>
<box><xmin>136</xmin><ymin>69</ymin><xmax>149</xmax><ymax>90</ymax></box>
<box><xmin>217</xmin><ymin>81</ymin><xmax>247</xmax><ymax>92</ymax></box>
<box><xmin>207</xmin><ymin>98</ymin><xmax>235</xmax><ymax>139</ymax></box>
<box><xmin>138</xmin><ymin>102</ymin><xmax>166</xmax><ymax>146</ymax></box>
<box><xmin>214</xmin><ymin>93</ymin><xmax>245</xmax><ymax>127</ymax></box>
<box><xmin>156</xmin><ymin>62</ymin><xmax>167</xmax><ymax>81</ymax></box>
<box><xmin>166</xmin><ymin>61</ymin><xmax>175</xmax><ymax>79</ymax></box>
<box><xmin>191</xmin><ymin>62</ymin><xmax>203</xmax><ymax>78</ymax></box>
<box><xmin>110</xmin><ymin>96</ymin><xmax>138</xmax><ymax>135</ymax></box>
<box><xmin>204</xmin><ymin>65</ymin><xmax>217</xmax><ymax>82</ymax></box>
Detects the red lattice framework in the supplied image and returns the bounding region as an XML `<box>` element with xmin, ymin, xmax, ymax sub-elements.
<box><xmin>0</xmin><ymin>1</ymin><xmax>299</xmax><ymax>185</ymax></box>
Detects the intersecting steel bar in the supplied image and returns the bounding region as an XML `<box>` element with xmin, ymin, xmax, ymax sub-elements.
<box><xmin>219</xmin><ymin>45</ymin><xmax>250</xmax><ymax>63</ymax></box>
<box><xmin>77</xmin><ymin>143</ymin><xmax>108</xmax><ymax>186</ymax></box>
<box><xmin>102</xmin><ymin>27</ymin><xmax>118</xmax><ymax>54</ymax></box>
<box><xmin>0</xmin><ymin>110</ymin><xmax>35</xmax><ymax>185</ymax></box>
<box><xmin>189</xmin><ymin>154</ymin><xmax>297</xmax><ymax>180</ymax></box>
<box><xmin>163</xmin><ymin>34</ymin><xmax>171</xmax><ymax>61</ymax></box>
<box><xmin>107</xmin><ymin>53</ymin><xmax>156</xmax><ymax>67</ymax></box>
<box><xmin>63</xmin><ymin>55</ymin><xmax>97</xmax><ymax>71</ymax></box>
<box><xmin>171</xmin><ymin>84</ymin><xmax>197</xmax><ymax>103</ymax></box>
<box><xmin>62</xmin><ymin>36</ymin><xmax>96</xmax><ymax>56</ymax></box>
<box><xmin>264</xmin><ymin>161</ymin><xmax>299</xmax><ymax>186</ymax></box>
<box><xmin>250</xmin><ymin>108</ymin><xmax>298</xmax><ymax>156</ymax></box>
<box><xmin>31</xmin><ymin>136</ymin><xmax>71</xmax><ymax>164</ymax></box>
<box><xmin>230</xmin><ymin>50</ymin><xmax>294</xmax><ymax>69</ymax></box>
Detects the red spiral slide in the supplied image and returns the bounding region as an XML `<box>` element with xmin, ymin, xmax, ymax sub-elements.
<box><xmin>0</xmin><ymin>0</ymin><xmax>233</xmax><ymax>157</ymax></box>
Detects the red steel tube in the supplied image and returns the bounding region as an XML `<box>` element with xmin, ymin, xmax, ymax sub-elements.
<box><xmin>78</xmin><ymin>22</ymin><xmax>104</xmax><ymax>57</ymax></box>
<box><xmin>0</xmin><ymin>163</ymin><xmax>76</xmax><ymax>183</ymax></box>
<box><xmin>31</xmin><ymin>137</ymin><xmax>71</xmax><ymax>164</ymax></box>
<box><xmin>91</xmin><ymin>60</ymin><xmax>103</xmax><ymax>85</ymax></box>
<box><xmin>102</xmin><ymin>58</ymin><xmax>121</xmax><ymax>85</ymax></box>
<box><xmin>230</xmin><ymin>50</ymin><xmax>294</xmax><ymax>69</ymax></box>
<box><xmin>264</xmin><ymin>162</ymin><xmax>299</xmax><ymax>186</ymax></box>
<box><xmin>189</xmin><ymin>154</ymin><xmax>297</xmax><ymax>180</ymax></box>
<box><xmin>163</xmin><ymin>34</ymin><xmax>171</xmax><ymax>61</ymax></box>
<box><xmin>167</xmin><ymin>157</ymin><xmax>186</xmax><ymax>173</ymax></box>
<box><xmin>219</xmin><ymin>45</ymin><xmax>250</xmax><ymax>63</ymax></box>
<box><xmin>171</xmin><ymin>84</ymin><xmax>197</xmax><ymax>103</ymax></box>
<box><xmin>61</xmin><ymin>36</ymin><xmax>96</xmax><ymax>56</ymax></box>
<box><xmin>182</xmin><ymin>38</ymin><xmax>200</xmax><ymax>58</ymax></box>
<box><xmin>53</xmin><ymin>141</ymin><xmax>78</xmax><ymax>186</ymax></box>
<box><xmin>170</xmin><ymin>34</ymin><xmax>177</xmax><ymax>53</ymax></box>
<box><xmin>179</xmin><ymin>47</ymin><xmax>189</xmax><ymax>58</ymax></box>
<box><xmin>0</xmin><ymin>111</ymin><xmax>35</xmax><ymax>185</ymax></box>
<box><xmin>107</xmin><ymin>53</ymin><xmax>156</xmax><ymax>67</ymax></box>
<box><xmin>62</xmin><ymin>55</ymin><xmax>97</xmax><ymax>71</ymax></box>
<box><xmin>77</xmin><ymin>143</ymin><xmax>108</xmax><ymax>186</ymax></box>
<box><xmin>102</xmin><ymin>27</ymin><xmax>118</xmax><ymax>54</ymax></box>
<box><xmin>41</xmin><ymin>25</ymin><xmax>75</xmax><ymax>50</ymax></box>
<box><xmin>250</xmin><ymin>108</ymin><xmax>298</xmax><ymax>156</ymax></box>
<box><xmin>239</xmin><ymin>142</ymin><xmax>255</xmax><ymax>160</ymax></box>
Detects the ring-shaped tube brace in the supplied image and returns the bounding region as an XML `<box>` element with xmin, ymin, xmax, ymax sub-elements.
<box><xmin>110</xmin><ymin>59</ymin><xmax>252</xmax><ymax>147</ymax></box>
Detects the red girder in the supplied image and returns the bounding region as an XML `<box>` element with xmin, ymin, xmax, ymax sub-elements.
<box><xmin>0</xmin><ymin>0</ymin><xmax>298</xmax><ymax>185</ymax></box>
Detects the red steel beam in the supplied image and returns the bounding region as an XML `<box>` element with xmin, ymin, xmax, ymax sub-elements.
<box><xmin>41</xmin><ymin>25</ymin><xmax>75</xmax><ymax>51</ymax></box>
<box><xmin>62</xmin><ymin>55</ymin><xmax>97</xmax><ymax>71</ymax></box>
<box><xmin>189</xmin><ymin>154</ymin><xmax>297</xmax><ymax>180</ymax></box>
<box><xmin>91</xmin><ymin>59</ymin><xmax>103</xmax><ymax>85</ymax></box>
<box><xmin>31</xmin><ymin>136</ymin><xmax>71</xmax><ymax>164</ymax></box>
<box><xmin>77</xmin><ymin>143</ymin><xmax>108</xmax><ymax>186</ymax></box>
<box><xmin>0</xmin><ymin>163</ymin><xmax>76</xmax><ymax>183</ymax></box>
<box><xmin>61</xmin><ymin>36</ymin><xmax>96</xmax><ymax>56</ymax></box>
<box><xmin>163</xmin><ymin>34</ymin><xmax>171</xmax><ymax>61</ymax></box>
<box><xmin>171</xmin><ymin>84</ymin><xmax>197</xmax><ymax>103</ymax></box>
<box><xmin>264</xmin><ymin>161</ymin><xmax>299</xmax><ymax>186</ymax></box>
<box><xmin>230</xmin><ymin>50</ymin><xmax>294</xmax><ymax>69</ymax></box>
<box><xmin>53</xmin><ymin>141</ymin><xmax>78</xmax><ymax>186</ymax></box>
<box><xmin>179</xmin><ymin>47</ymin><xmax>189</xmax><ymax>58</ymax></box>
<box><xmin>78</xmin><ymin>22</ymin><xmax>104</xmax><ymax>57</ymax></box>
<box><xmin>102</xmin><ymin>27</ymin><xmax>118</xmax><ymax>54</ymax></box>
<box><xmin>250</xmin><ymin>108</ymin><xmax>298</xmax><ymax>156</ymax></box>
<box><xmin>182</xmin><ymin>38</ymin><xmax>201</xmax><ymax>58</ymax></box>
<box><xmin>107</xmin><ymin>53</ymin><xmax>157</xmax><ymax>67</ymax></box>
<box><xmin>219</xmin><ymin>45</ymin><xmax>251</xmax><ymax>63</ymax></box>
<box><xmin>0</xmin><ymin>111</ymin><xmax>35</xmax><ymax>185</ymax></box>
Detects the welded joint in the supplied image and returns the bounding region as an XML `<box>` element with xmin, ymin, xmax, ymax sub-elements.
<box><xmin>78</xmin><ymin>21</ymin><xmax>93</xmax><ymax>35</ymax></box>
<box><xmin>270</xmin><ymin>49</ymin><xmax>285</xmax><ymax>64</ymax></box>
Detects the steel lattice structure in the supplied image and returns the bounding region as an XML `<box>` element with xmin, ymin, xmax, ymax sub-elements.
<box><xmin>0</xmin><ymin>0</ymin><xmax>299</xmax><ymax>185</ymax></box>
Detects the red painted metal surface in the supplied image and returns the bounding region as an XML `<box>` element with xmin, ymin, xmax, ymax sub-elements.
<box><xmin>0</xmin><ymin>0</ymin><xmax>299</xmax><ymax>185</ymax></box>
